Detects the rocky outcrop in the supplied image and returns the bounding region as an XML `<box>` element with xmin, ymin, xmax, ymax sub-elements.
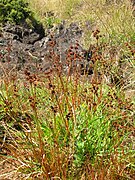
<box><xmin>0</xmin><ymin>22</ymin><xmax>93</xmax><ymax>78</ymax></box>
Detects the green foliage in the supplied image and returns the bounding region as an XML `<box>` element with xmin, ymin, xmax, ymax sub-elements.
<box><xmin>0</xmin><ymin>0</ymin><xmax>32</xmax><ymax>24</ymax></box>
<box><xmin>74</xmin><ymin>104</ymin><xmax>114</xmax><ymax>166</ymax></box>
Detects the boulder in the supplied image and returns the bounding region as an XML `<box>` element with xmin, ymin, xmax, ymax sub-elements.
<box><xmin>0</xmin><ymin>22</ymin><xmax>93</xmax><ymax>77</ymax></box>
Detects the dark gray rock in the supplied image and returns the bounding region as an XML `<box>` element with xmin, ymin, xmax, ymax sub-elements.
<box><xmin>0</xmin><ymin>22</ymin><xmax>93</xmax><ymax>77</ymax></box>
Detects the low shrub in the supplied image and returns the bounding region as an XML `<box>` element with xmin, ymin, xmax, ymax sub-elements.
<box><xmin>0</xmin><ymin>0</ymin><xmax>32</xmax><ymax>24</ymax></box>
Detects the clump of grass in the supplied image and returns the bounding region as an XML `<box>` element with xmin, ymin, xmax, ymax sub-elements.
<box><xmin>0</xmin><ymin>34</ymin><xmax>134</xmax><ymax>179</ymax></box>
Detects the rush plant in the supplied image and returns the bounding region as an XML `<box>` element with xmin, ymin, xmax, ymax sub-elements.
<box><xmin>0</xmin><ymin>39</ymin><xmax>134</xmax><ymax>179</ymax></box>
